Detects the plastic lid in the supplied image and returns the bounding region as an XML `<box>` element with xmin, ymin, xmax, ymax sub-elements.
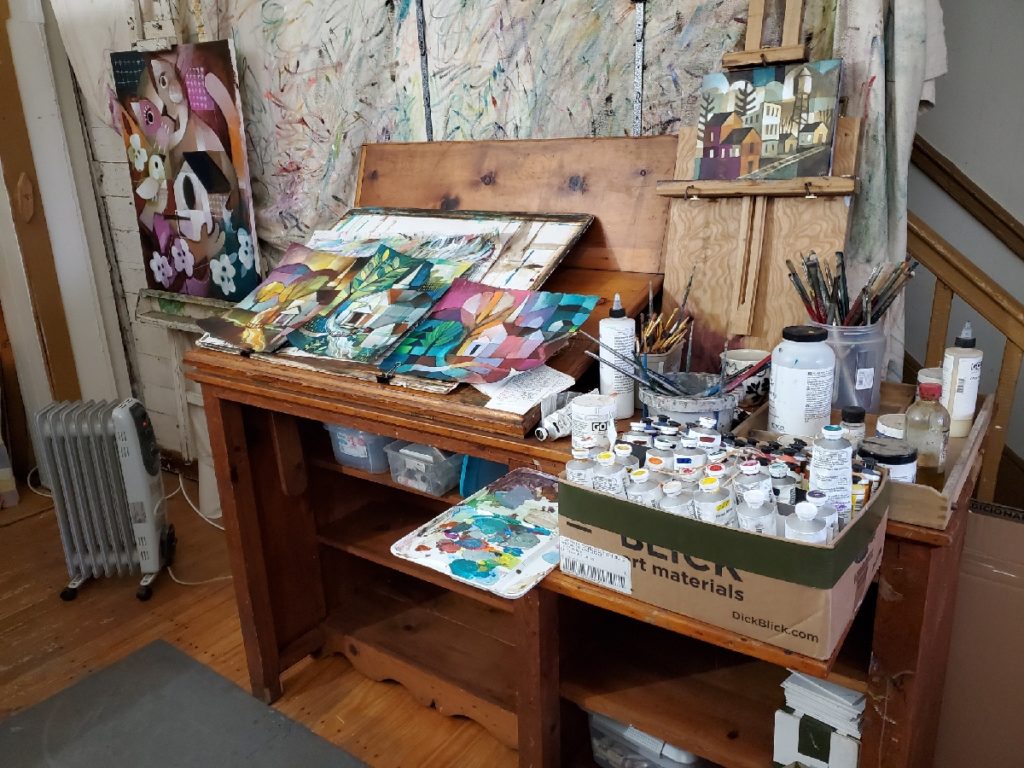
<box><xmin>795</xmin><ymin>501</ymin><xmax>818</xmax><ymax>521</ymax></box>
<box><xmin>609</xmin><ymin>293</ymin><xmax>626</xmax><ymax>318</ymax></box>
<box><xmin>679</xmin><ymin>467</ymin><xmax>702</xmax><ymax>482</ymax></box>
<box><xmin>744</xmin><ymin>489</ymin><xmax>767</xmax><ymax>507</ymax></box>
<box><xmin>699</xmin><ymin>477</ymin><xmax>720</xmax><ymax>492</ymax></box>
<box><xmin>662</xmin><ymin>480</ymin><xmax>683</xmax><ymax>496</ymax></box>
<box><xmin>841</xmin><ymin>405</ymin><xmax>866</xmax><ymax>424</ymax></box>
<box><xmin>782</xmin><ymin>325</ymin><xmax>828</xmax><ymax>343</ymax></box>
<box><xmin>955</xmin><ymin>321</ymin><xmax>976</xmax><ymax>348</ymax></box>
<box><xmin>807</xmin><ymin>489</ymin><xmax>828</xmax><ymax>506</ymax></box>
<box><xmin>707</xmin><ymin>450</ymin><xmax>728</xmax><ymax>463</ymax></box>
<box><xmin>698</xmin><ymin>416</ymin><xmax>717</xmax><ymax>429</ymax></box>
<box><xmin>647</xmin><ymin>456</ymin><xmax>666</xmax><ymax>469</ymax></box>
<box><xmin>629</xmin><ymin>468</ymin><xmax>650</xmax><ymax>483</ymax></box>
<box><xmin>858</xmin><ymin>437</ymin><xmax>918</xmax><ymax>465</ymax></box>
<box><xmin>658</xmin><ymin>425</ymin><xmax>680</xmax><ymax>435</ymax></box>
<box><xmin>821</xmin><ymin>424</ymin><xmax>845</xmax><ymax>439</ymax></box>
<box><xmin>680</xmin><ymin>436</ymin><xmax>698</xmax><ymax>449</ymax></box>
<box><xmin>614</xmin><ymin>443</ymin><xmax>633</xmax><ymax>457</ymax></box>
<box><xmin>768</xmin><ymin>461</ymin><xmax>791</xmax><ymax>478</ymax></box>
<box><xmin>571</xmin><ymin>448</ymin><xmax>591</xmax><ymax>460</ymax></box>
<box><xmin>596</xmin><ymin>452</ymin><xmax>616</xmax><ymax>466</ymax></box>
<box><xmin>740</xmin><ymin>460</ymin><xmax>761</xmax><ymax>475</ymax></box>
<box><xmin>706</xmin><ymin>463</ymin><xmax>726</xmax><ymax>477</ymax></box>
<box><xmin>919</xmin><ymin>382</ymin><xmax>942</xmax><ymax>401</ymax></box>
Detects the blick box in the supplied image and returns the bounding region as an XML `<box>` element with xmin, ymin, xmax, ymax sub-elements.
<box><xmin>558</xmin><ymin>477</ymin><xmax>889</xmax><ymax>659</ymax></box>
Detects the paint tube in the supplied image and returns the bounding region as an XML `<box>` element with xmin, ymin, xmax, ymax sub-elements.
<box><xmin>535</xmin><ymin>389</ymin><xmax>597</xmax><ymax>441</ymax></box>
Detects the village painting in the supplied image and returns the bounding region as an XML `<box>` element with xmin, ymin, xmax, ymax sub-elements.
<box><xmin>694</xmin><ymin>60</ymin><xmax>843</xmax><ymax>180</ymax></box>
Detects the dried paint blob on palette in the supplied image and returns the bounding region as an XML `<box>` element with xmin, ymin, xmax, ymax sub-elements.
<box><xmin>379</xmin><ymin>279</ymin><xmax>599</xmax><ymax>384</ymax></box>
<box><xmin>695</xmin><ymin>59</ymin><xmax>843</xmax><ymax>180</ymax></box>
<box><xmin>110</xmin><ymin>40</ymin><xmax>260</xmax><ymax>299</ymax></box>
<box><xmin>390</xmin><ymin>469</ymin><xmax>560</xmax><ymax>599</ymax></box>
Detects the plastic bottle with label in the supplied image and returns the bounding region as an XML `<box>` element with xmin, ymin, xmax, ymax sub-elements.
<box><xmin>785</xmin><ymin>501</ymin><xmax>828</xmax><ymax>544</ymax></box>
<box><xmin>806</xmin><ymin>489</ymin><xmax>839</xmax><ymax>540</ymax></box>
<box><xmin>599</xmin><ymin>293</ymin><xmax>636</xmax><ymax>419</ymax></box>
<box><xmin>565</xmin><ymin>449</ymin><xmax>596</xmax><ymax>487</ymax></box>
<box><xmin>592</xmin><ymin>452</ymin><xmax>628</xmax><ymax>497</ymax></box>
<box><xmin>734</xmin><ymin>459</ymin><xmax>773</xmax><ymax>500</ymax></box>
<box><xmin>658</xmin><ymin>480</ymin><xmax>694</xmax><ymax>517</ymax></box>
<box><xmin>625</xmin><ymin>468</ymin><xmax>663</xmax><ymax>507</ymax></box>
<box><xmin>613</xmin><ymin>443</ymin><xmax>640</xmax><ymax>471</ymax></box>
<box><xmin>808</xmin><ymin>424</ymin><xmax>853</xmax><ymax>523</ymax></box>
<box><xmin>672</xmin><ymin>436</ymin><xmax>706</xmax><ymax>471</ymax></box>
<box><xmin>769</xmin><ymin>461</ymin><xmax>798</xmax><ymax>504</ymax></box>
<box><xmin>736</xmin><ymin>489</ymin><xmax>775</xmax><ymax>535</ymax></box>
<box><xmin>840</xmin><ymin>406</ymin><xmax>866</xmax><ymax>452</ymax></box>
<box><xmin>769</xmin><ymin>326</ymin><xmax>836</xmax><ymax>437</ymax></box>
<box><xmin>941</xmin><ymin>322</ymin><xmax>983</xmax><ymax>438</ymax></box>
<box><xmin>694</xmin><ymin>477</ymin><xmax>736</xmax><ymax>527</ymax></box>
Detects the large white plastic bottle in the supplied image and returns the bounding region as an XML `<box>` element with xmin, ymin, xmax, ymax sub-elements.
<box><xmin>599</xmin><ymin>293</ymin><xmax>637</xmax><ymax>419</ymax></box>
<box><xmin>941</xmin><ymin>322</ymin><xmax>983</xmax><ymax>438</ymax></box>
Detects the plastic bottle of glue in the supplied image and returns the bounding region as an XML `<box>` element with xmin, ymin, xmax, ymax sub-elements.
<box><xmin>599</xmin><ymin>293</ymin><xmax>636</xmax><ymax>419</ymax></box>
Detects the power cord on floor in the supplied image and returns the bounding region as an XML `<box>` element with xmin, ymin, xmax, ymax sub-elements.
<box><xmin>167</xmin><ymin>566</ymin><xmax>232</xmax><ymax>586</ymax></box>
<box><xmin>177</xmin><ymin>473</ymin><xmax>225</xmax><ymax>531</ymax></box>
<box><xmin>27</xmin><ymin>466</ymin><xmax>52</xmax><ymax>498</ymax></box>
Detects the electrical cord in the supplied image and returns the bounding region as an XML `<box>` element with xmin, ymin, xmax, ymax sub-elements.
<box><xmin>167</xmin><ymin>566</ymin><xmax>231</xmax><ymax>586</ymax></box>
<box><xmin>27</xmin><ymin>466</ymin><xmax>52</xmax><ymax>498</ymax></box>
<box><xmin>177</xmin><ymin>473</ymin><xmax>225</xmax><ymax>531</ymax></box>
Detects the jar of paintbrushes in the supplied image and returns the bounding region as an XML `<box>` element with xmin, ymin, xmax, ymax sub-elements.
<box><xmin>786</xmin><ymin>251</ymin><xmax>916</xmax><ymax>413</ymax></box>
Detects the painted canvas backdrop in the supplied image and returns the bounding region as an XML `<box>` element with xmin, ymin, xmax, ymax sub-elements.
<box><xmin>110</xmin><ymin>40</ymin><xmax>261</xmax><ymax>299</ymax></box>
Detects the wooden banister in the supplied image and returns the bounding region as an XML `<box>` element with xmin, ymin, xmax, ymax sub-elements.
<box><xmin>912</xmin><ymin>135</ymin><xmax>1024</xmax><ymax>263</ymax></box>
<box><xmin>907</xmin><ymin>211</ymin><xmax>1024</xmax><ymax>501</ymax></box>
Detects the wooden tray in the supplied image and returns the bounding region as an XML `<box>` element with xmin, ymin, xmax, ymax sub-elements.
<box><xmin>735</xmin><ymin>381</ymin><xmax>994</xmax><ymax>531</ymax></box>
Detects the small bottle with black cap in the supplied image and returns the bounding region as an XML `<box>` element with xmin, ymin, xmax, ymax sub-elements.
<box><xmin>840</xmin><ymin>405</ymin><xmax>867</xmax><ymax>452</ymax></box>
<box><xmin>769</xmin><ymin>325</ymin><xmax>836</xmax><ymax>437</ymax></box>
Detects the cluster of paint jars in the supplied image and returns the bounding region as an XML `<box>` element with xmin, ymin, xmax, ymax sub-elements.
<box><xmin>564</xmin><ymin>415</ymin><xmax>882</xmax><ymax>543</ymax></box>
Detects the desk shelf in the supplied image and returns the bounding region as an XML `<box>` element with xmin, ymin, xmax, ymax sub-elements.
<box><xmin>311</xmin><ymin>456</ymin><xmax>463</xmax><ymax>506</ymax></box>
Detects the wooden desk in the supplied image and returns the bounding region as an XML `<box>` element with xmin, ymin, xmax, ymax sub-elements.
<box><xmin>187</xmin><ymin>350</ymin><xmax>981</xmax><ymax>768</ymax></box>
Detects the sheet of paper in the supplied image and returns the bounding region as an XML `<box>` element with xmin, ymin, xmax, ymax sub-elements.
<box><xmin>475</xmin><ymin>365</ymin><xmax>575</xmax><ymax>415</ymax></box>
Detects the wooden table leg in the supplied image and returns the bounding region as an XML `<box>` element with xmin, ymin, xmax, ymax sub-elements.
<box><xmin>862</xmin><ymin>516</ymin><xmax>968</xmax><ymax>767</ymax></box>
<box><xmin>515</xmin><ymin>588</ymin><xmax>560</xmax><ymax>767</ymax></box>
<box><xmin>204</xmin><ymin>392</ymin><xmax>283</xmax><ymax>702</ymax></box>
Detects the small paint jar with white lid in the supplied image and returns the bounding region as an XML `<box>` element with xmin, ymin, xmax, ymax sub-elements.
<box><xmin>785</xmin><ymin>501</ymin><xmax>828</xmax><ymax>544</ymax></box>
<box><xmin>658</xmin><ymin>480</ymin><xmax>694</xmax><ymax>517</ymax></box>
<box><xmin>613</xmin><ymin>443</ymin><xmax>640</xmax><ymax>471</ymax></box>
<box><xmin>565</xmin><ymin>448</ymin><xmax>596</xmax><ymax>487</ymax></box>
<box><xmin>626</xmin><ymin>468</ymin><xmax>663</xmax><ymax>508</ymax></box>
<box><xmin>736</xmin><ymin>489</ymin><xmax>775</xmax><ymax>535</ymax></box>
<box><xmin>694</xmin><ymin>477</ymin><xmax>736</xmax><ymax>527</ymax></box>
<box><xmin>592</xmin><ymin>452</ymin><xmax>628</xmax><ymax>497</ymax></box>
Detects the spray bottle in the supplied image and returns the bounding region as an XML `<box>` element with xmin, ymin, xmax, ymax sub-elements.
<box><xmin>599</xmin><ymin>293</ymin><xmax>636</xmax><ymax>419</ymax></box>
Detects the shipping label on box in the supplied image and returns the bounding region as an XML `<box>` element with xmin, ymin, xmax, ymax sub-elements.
<box><xmin>558</xmin><ymin>479</ymin><xmax>888</xmax><ymax>659</ymax></box>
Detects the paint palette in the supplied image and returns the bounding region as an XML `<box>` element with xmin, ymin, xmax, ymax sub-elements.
<box><xmin>390</xmin><ymin>468</ymin><xmax>560</xmax><ymax>599</ymax></box>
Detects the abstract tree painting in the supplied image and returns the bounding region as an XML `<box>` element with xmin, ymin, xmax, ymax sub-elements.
<box><xmin>379</xmin><ymin>279</ymin><xmax>599</xmax><ymax>383</ymax></box>
<box><xmin>110</xmin><ymin>40</ymin><xmax>261</xmax><ymax>299</ymax></box>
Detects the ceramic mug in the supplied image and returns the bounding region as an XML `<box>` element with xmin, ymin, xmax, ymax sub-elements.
<box><xmin>720</xmin><ymin>349</ymin><xmax>770</xmax><ymax>410</ymax></box>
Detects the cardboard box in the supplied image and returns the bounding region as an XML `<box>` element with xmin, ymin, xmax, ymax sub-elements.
<box><xmin>934</xmin><ymin>507</ymin><xmax>1024</xmax><ymax>768</ymax></box>
<box><xmin>558</xmin><ymin>479</ymin><xmax>889</xmax><ymax>659</ymax></box>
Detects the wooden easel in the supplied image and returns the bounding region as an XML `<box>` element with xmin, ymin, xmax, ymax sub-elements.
<box><xmin>658</xmin><ymin>0</ymin><xmax>860</xmax><ymax>370</ymax></box>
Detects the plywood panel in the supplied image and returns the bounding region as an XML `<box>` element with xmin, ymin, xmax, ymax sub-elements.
<box><xmin>356</xmin><ymin>136</ymin><xmax>677</xmax><ymax>274</ymax></box>
<box><xmin>423</xmin><ymin>0</ymin><xmax>635</xmax><ymax>141</ymax></box>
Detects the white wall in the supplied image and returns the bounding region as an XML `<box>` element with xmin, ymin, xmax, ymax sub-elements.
<box><xmin>905</xmin><ymin>0</ymin><xmax>1024</xmax><ymax>455</ymax></box>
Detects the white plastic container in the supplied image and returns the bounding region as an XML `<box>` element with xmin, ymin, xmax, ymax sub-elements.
<box><xmin>658</xmin><ymin>480</ymin><xmax>693</xmax><ymax>518</ymax></box>
<box><xmin>592</xmin><ymin>451</ymin><xmax>628</xmax><ymax>497</ymax></box>
<box><xmin>626</xmin><ymin>468</ymin><xmax>663</xmax><ymax>507</ymax></box>
<box><xmin>384</xmin><ymin>440</ymin><xmax>463</xmax><ymax>496</ymax></box>
<box><xmin>571</xmin><ymin>393</ymin><xmax>617</xmax><ymax>450</ymax></box>
<box><xmin>769</xmin><ymin>461</ymin><xmax>798</xmax><ymax>504</ymax></box>
<box><xmin>806</xmin><ymin>489</ymin><xmax>839</xmax><ymax>540</ymax></box>
<box><xmin>785</xmin><ymin>501</ymin><xmax>828</xmax><ymax>544</ymax></box>
<box><xmin>599</xmin><ymin>293</ymin><xmax>636</xmax><ymax>419</ymax></box>
<box><xmin>693</xmin><ymin>477</ymin><xmax>736</xmax><ymax>527</ymax></box>
<box><xmin>768</xmin><ymin>325</ymin><xmax>836</xmax><ymax>437</ymax></box>
<box><xmin>565</xmin><ymin>449</ymin><xmax>597</xmax><ymax>487</ymax></box>
<box><xmin>941</xmin><ymin>321</ymin><xmax>983</xmax><ymax>438</ymax></box>
<box><xmin>588</xmin><ymin>711</ymin><xmax>700</xmax><ymax>767</ymax></box>
<box><xmin>736</xmin><ymin>489</ymin><xmax>775</xmax><ymax>535</ymax></box>
<box><xmin>324</xmin><ymin>423</ymin><xmax>392</xmax><ymax>473</ymax></box>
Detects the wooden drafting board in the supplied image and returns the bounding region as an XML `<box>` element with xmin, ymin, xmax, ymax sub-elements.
<box><xmin>279</xmin><ymin>135</ymin><xmax>676</xmax><ymax>437</ymax></box>
<box><xmin>660</xmin><ymin>117</ymin><xmax>861</xmax><ymax>372</ymax></box>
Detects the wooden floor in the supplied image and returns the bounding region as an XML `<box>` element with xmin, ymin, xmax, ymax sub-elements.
<box><xmin>0</xmin><ymin>475</ymin><xmax>516</xmax><ymax>767</ymax></box>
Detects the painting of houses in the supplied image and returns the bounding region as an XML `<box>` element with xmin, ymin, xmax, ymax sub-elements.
<box><xmin>694</xmin><ymin>60</ymin><xmax>843</xmax><ymax>180</ymax></box>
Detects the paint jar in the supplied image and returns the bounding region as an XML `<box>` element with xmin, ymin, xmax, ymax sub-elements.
<box><xmin>625</xmin><ymin>468</ymin><xmax>663</xmax><ymax>508</ymax></box>
<box><xmin>672</xmin><ymin>436</ymin><xmax>706</xmax><ymax>471</ymax></box>
<box><xmin>769</xmin><ymin>461</ymin><xmax>798</xmax><ymax>505</ymax></box>
<box><xmin>571</xmin><ymin>393</ymin><xmax>617</xmax><ymax>450</ymax></box>
<box><xmin>876</xmin><ymin>414</ymin><xmax>906</xmax><ymax>439</ymax></box>
<box><xmin>592</xmin><ymin>452</ymin><xmax>628</xmax><ymax>497</ymax></box>
<box><xmin>734</xmin><ymin>459</ymin><xmax>773</xmax><ymax>500</ymax></box>
<box><xmin>736</xmin><ymin>489</ymin><xmax>775</xmax><ymax>535</ymax></box>
<box><xmin>645</xmin><ymin>448</ymin><xmax>674</xmax><ymax>472</ymax></box>
<box><xmin>840</xmin><ymin>406</ymin><xmax>867</xmax><ymax>452</ymax></box>
<box><xmin>806</xmin><ymin>489</ymin><xmax>839</xmax><ymax>540</ymax></box>
<box><xmin>565</xmin><ymin>449</ymin><xmax>597</xmax><ymax>487</ymax></box>
<box><xmin>808</xmin><ymin>424</ymin><xmax>853</xmax><ymax>524</ymax></box>
<box><xmin>858</xmin><ymin>437</ymin><xmax>918</xmax><ymax>483</ymax></box>
<box><xmin>658</xmin><ymin>480</ymin><xmax>693</xmax><ymax>518</ymax></box>
<box><xmin>785</xmin><ymin>501</ymin><xmax>828</xmax><ymax>544</ymax></box>
<box><xmin>688</xmin><ymin>425</ymin><xmax>722</xmax><ymax>451</ymax></box>
<box><xmin>694</xmin><ymin>477</ymin><xmax>736</xmax><ymax>528</ymax></box>
<box><xmin>613</xmin><ymin>443</ymin><xmax>640</xmax><ymax>471</ymax></box>
<box><xmin>769</xmin><ymin>326</ymin><xmax>836</xmax><ymax>437</ymax></box>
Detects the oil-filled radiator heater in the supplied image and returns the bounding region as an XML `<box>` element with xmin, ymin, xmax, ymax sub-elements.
<box><xmin>36</xmin><ymin>399</ymin><xmax>175</xmax><ymax>601</ymax></box>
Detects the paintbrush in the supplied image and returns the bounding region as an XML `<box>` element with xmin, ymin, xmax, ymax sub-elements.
<box><xmin>679</xmin><ymin>267</ymin><xmax>695</xmax><ymax>315</ymax></box>
<box><xmin>723</xmin><ymin>353</ymin><xmax>772</xmax><ymax>393</ymax></box>
<box><xmin>582</xmin><ymin>330</ymin><xmax>684</xmax><ymax>394</ymax></box>
<box><xmin>584</xmin><ymin>350</ymin><xmax>653</xmax><ymax>392</ymax></box>
<box><xmin>835</xmin><ymin>251</ymin><xmax>850</xmax><ymax>318</ymax></box>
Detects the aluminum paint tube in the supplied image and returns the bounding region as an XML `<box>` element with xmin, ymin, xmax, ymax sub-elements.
<box><xmin>534</xmin><ymin>389</ymin><xmax>596</xmax><ymax>441</ymax></box>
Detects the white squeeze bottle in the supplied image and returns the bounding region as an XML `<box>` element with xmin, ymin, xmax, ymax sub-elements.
<box><xmin>769</xmin><ymin>326</ymin><xmax>835</xmax><ymax>437</ymax></box>
<box><xmin>808</xmin><ymin>424</ymin><xmax>853</xmax><ymax>525</ymax></box>
<box><xmin>599</xmin><ymin>293</ymin><xmax>636</xmax><ymax>419</ymax></box>
<box><xmin>941</xmin><ymin>322</ymin><xmax>983</xmax><ymax>438</ymax></box>
<box><xmin>785</xmin><ymin>501</ymin><xmax>828</xmax><ymax>544</ymax></box>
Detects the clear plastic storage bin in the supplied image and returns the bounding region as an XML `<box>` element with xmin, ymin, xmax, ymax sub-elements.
<box><xmin>324</xmin><ymin>424</ymin><xmax>392</xmax><ymax>473</ymax></box>
<box><xmin>385</xmin><ymin>440</ymin><xmax>463</xmax><ymax>496</ymax></box>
